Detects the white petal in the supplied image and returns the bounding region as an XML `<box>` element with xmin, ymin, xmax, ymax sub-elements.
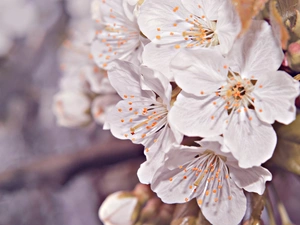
<box><xmin>92</xmin><ymin>94</ymin><xmax>121</xmax><ymax>125</ymax></box>
<box><xmin>199</xmin><ymin>179</ymin><xmax>246</xmax><ymax>225</ymax></box>
<box><xmin>108</xmin><ymin>60</ymin><xmax>155</xmax><ymax>100</ymax></box>
<box><xmin>138</xmin><ymin>0</ymin><xmax>190</xmax><ymax>41</ymax></box>
<box><xmin>224</xmin><ymin>110</ymin><xmax>277</xmax><ymax>168</ymax></box>
<box><xmin>91</xmin><ymin>34</ymin><xmax>141</xmax><ymax>69</ymax></box>
<box><xmin>215</xmin><ymin>0</ymin><xmax>241</xmax><ymax>55</ymax></box>
<box><xmin>169</xmin><ymin>92</ymin><xmax>227</xmax><ymax>137</ymax></box>
<box><xmin>253</xmin><ymin>71</ymin><xmax>299</xmax><ymax>125</ymax></box>
<box><xmin>138</xmin><ymin>126</ymin><xmax>183</xmax><ymax>184</ymax></box>
<box><xmin>141</xmin><ymin>66</ymin><xmax>172</xmax><ymax>106</ymax></box>
<box><xmin>142</xmin><ymin>43</ymin><xmax>181</xmax><ymax>81</ymax></box>
<box><xmin>172</xmin><ymin>48</ymin><xmax>227</xmax><ymax>96</ymax></box>
<box><xmin>137</xmin><ymin>145</ymin><xmax>166</xmax><ymax>184</ymax></box>
<box><xmin>228</xmin><ymin>162</ymin><xmax>272</xmax><ymax>195</ymax></box>
<box><xmin>150</xmin><ymin>145</ymin><xmax>219</xmax><ymax>204</ymax></box>
<box><xmin>181</xmin><ymin>0</ymin><xmax>221</xmax><ymax>20</ymax></box>
<box><xmin>227</xmin><ymin>20</ymin><xmax>283</xmax><ymax>77</ymax></box>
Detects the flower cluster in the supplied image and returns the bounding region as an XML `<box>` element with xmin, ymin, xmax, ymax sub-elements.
<box><xmin>53</xmin><ymin>0</ymin><xmax>120</xmax><ymax>128</ymax></box>
<box><xmin>54</xmin><ymin>0</ymin><xmax>300</xmax><ymax>224</ymax></box>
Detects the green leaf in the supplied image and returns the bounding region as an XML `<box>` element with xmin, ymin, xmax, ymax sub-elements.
<box><xmin>272</xmin><ymin>114</ymin><xmax>300</xmax><ymax>175</ymax></box>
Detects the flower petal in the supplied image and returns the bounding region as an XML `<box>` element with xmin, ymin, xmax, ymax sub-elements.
<box><xmin>138</xmin><ymin>121</ymin><xmax>183</xmax><ymax>184</ymax></box>
<box><xmin>138</xmin><ymin>0</ymin><xmax>190</xmax><ymax>42</ymax></box>
<box><xmin>252</xmin><ymin>70</ymin><xmax>299</xmax><ymax>125</ymax></box>
<box><xmin>228</xmin><ymin>162</ymin><xmax>272</xmax><ymax>195</ymax></box>
<box><xmin>172</xmin><ymin>48</ymin><xmax>228</xmax><ymax>96</ymax></box>
<box><xmin>141</xmin><ymin>66</ymin><xmax>172</xmax><ymax>107</ymax></box>
<box><xmin>224</xmin><ymin>110</ymin><xmax>277</xmax><ymax>168</ymax></box>
<box><xmin>227</xmin><ymin>20</ymin><xmax>283</xmax><ymax>77</ymax></box>
<box><xmin>199</xmin><ymin>179</ymin><xmax>246</xmax><ymax>225</ymax></box>
<box><xmin>169</xmin><ymin>92</ymin><xmax>227</xmax><ymax>137</ymax></box>
<box><xmin>215</xmin><ymin>0</ymin><xmax>241</xmax><ymax>55</ymax></box>
<box><xmin>181</xmin><ymin>0</ymin><xmax>221</xmax><ymax>20</ymax></box>
<box><xmin>142</xmin><ymin>43</ymin><xmax>181</xmax><ymax>81</ymax></box>
<box><xmin>108</xmin><ymin>60</ymin><xmax>155</xmax><ymax>100</ymax></box>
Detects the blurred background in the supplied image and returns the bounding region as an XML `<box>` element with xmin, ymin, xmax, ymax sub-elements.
<box><xmin>0</xmin><ymin>1</ymin><xmax>144</xmax><ymax>224</ymax></box>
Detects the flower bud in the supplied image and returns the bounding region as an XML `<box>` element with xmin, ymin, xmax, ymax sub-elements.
<box><xmin>99</xmin><ymin>191</ymin><xmax>141</xmax><ymax>225</ymax></box>
<box><xmin>287</xmin><ymin>41</ymin><xmax>300</xmax><ymax>72</ymax></box>
<box><xmin>52</xmin><ymin>90</ymin><xmax>92</xmax><ymax>127</ymax></box>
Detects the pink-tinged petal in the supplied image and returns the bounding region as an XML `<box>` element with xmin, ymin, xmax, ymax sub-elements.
<box><xmin>141</xmin><ymin>66</ymin><xmax>172</xmax><ymax>107</ymax></box>
<box><xmin>172</xmin><ymin>48</ymin><xmax>228</xmax><ymax>96</ymax></box>
<box><xmin>216</xmin><ymin>0</ymin><xmax>241</xmax><ymax>55</ymax></box>
<box><xmin>252</xmin><ymin>71</ymin><xmax>299</xmax><ymax>125</ymax></box>
<box><xmin>142</xmin><ymin>43</ymin><xmax>181</xmax><ymax>81</ymax></box>
<box><xmin>199</xmin><ymin>179</ymin><xmax>246</xmax><ymax>225</ymax></box>
<box><xmin>181</xmin><ymin>0</ymin><xmax>221</xmax><ymax>20</ymax></box>
<box><xmin>169</xmin><ymin>92</ymin><xmax>227</xmax><ymax>137</ymax></box>
<box><xmin>228</xmin><ymin>162</ymin><xmax>272</xmax><ymax>195</ymax></box>
<box><xmin>227</xmin><ymin>20</ymin><xmax>284</xmax><ymax>77</ymax></box>
<box><xmin>108</xmin><ymin>60</ymin><xmax>155</xmax><ymax>100</ymax></box>
<box><xmin>224</xmin><ymin>110</ymin><xmax>277</xmax><ymax>168</ymax></box>
<box><xmin>138</xmin><ymin>0</ymin><xmax>191</xmax><ymax>41</ymax></box>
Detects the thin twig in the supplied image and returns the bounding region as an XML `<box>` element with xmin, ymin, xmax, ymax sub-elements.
<box><xmin>0</xmin><ymin>140</ymin><xmax>143</xmax><ymax>192</ymax></box>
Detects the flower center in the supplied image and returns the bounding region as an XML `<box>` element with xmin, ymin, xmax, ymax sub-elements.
<box><xmin>119</xmin><ymin>97</ymin><xmax>168</xmax><ymax>142</ymax></box>
<box><xmin>183</xmin><ymin>15</ymin><xmax>219</xmax><ymax>48</ymax></box>
<box><xmin>170</xmin><ymin>151</ymin><xmax>232</xmax><ymax>204</ymax></box>
<box><xmin>216</xmin><ymin>71</ymin><xmax>255</xmax><ymax>114</ymax></box>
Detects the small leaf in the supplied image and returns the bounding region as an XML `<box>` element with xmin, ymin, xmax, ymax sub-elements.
<box><xmin>232</xmin><ymin>0</ymin><xmax>268</xmax><ymax>36</ymax></box>
<box><xmin>270</xmin><ymin>0</ymin><xmax>290</xmax><ymax>49</ymax></box>
<box><xmin>291</xmin><ymin>10</ymin><xmax>300</xmax><ymax>38</ymax></box>
<box><xmin>272</xmin><ymin>114</ymin><xmax>300</xmax><ymax>175</ymax></box>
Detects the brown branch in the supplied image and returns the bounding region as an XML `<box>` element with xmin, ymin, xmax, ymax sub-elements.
<box><xmin>0</xmin><ymin>140</ymin><xmax>143</xmax><ymax>192</ymax></box>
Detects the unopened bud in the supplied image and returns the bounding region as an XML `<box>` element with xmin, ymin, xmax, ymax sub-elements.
<box><xmin>287</xmin><ymin>41</ymin><xmax>300</xmax><ymax>72</ymax></box>
<box><xmin>52</xmin><ymin>91</ymin><xmax>92</xmax><ymax>127</ymax></box>
<box><xmin>99</xmin><ymin>191</ymin><xmax>141</xmax><ymax>225</ymax></box>
<box><xmin>132</xmin><ymin>183</ymin><xmax>153</xmax><ymax>204</ymax></box>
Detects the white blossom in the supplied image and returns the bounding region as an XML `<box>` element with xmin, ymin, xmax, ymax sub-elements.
<box><xmin>138</xmin><ymin>0</ymin><xmax>240</xmax><ymax>80</ymax></box>
<box><xmin>52</xmin><ymin>91</ymin><xmax>92</xmax><ymax>128</ymax></box>
<box><xmin>91</xmin><ymin>0</ymin><xmax>144</xmax><ymax>69</ymax></box>
<box><xmin>151</xmin><ymin>136</ymin><xmax>272</xmax><ymax>225</ymax></box>
<box><xmin>105</xmin><ymin>60</ymin><xmax>183</xmax><ymax>183</ymax></box>
<box><xmin>169</xmin><ymin>21</ymin><xmax>300</xmax><ymax>168</ymax></box>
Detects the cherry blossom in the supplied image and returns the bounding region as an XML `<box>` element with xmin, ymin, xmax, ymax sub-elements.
<box><xmin>105</xmin><ymin>60</ymin><xmax>183</xmax><ymax>183</ymax></box>
<box><xmin>91</xmin><ymin>0</ymin><xmax>144</xmax><ymax>69</ymax></box>
<box><xmin>138</xmin><ymin>0</ymin><xmax>240</xmax><ymax>80</ymax></box>
<box><xmin>52</xmin><ymin>91</ymin><xmax>92</xmax><ymax>128</ymax></box>
<box><xmin>60</xmin><ymin>31</ymin><xmax>115</xmax><ymax>95</ymax></box>
<box><xmin>151</xmin><ymin>136</ymin><xmax>272</xmax><ymax>225</ymax></box>
<box><xmin>169</xmin><ymin>20</ymin><xmax>300</xmax><ymax>168</ymax></box>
